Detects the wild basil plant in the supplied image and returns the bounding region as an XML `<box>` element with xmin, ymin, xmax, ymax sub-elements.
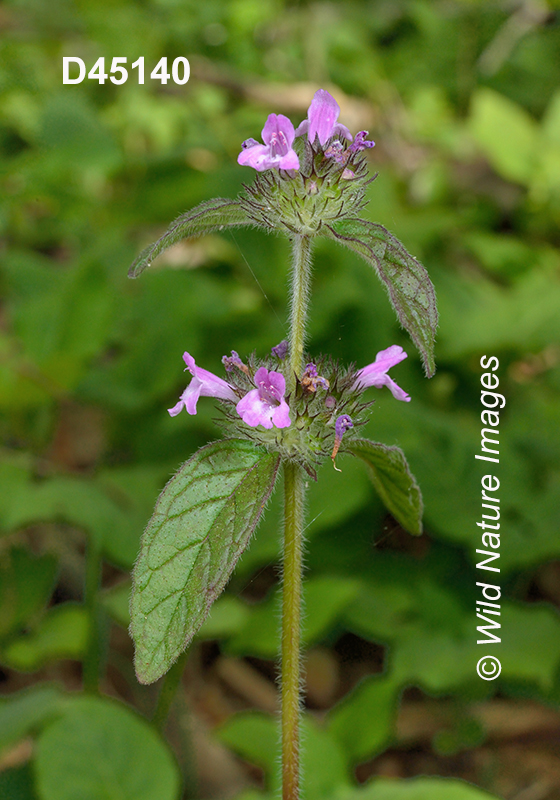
<box><xmin>128</xmin><ymin>89</ymin><xmax>438</xmax><ymax>800</ymax></box>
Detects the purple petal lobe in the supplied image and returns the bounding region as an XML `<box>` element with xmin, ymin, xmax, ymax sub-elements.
<box><xmin>353</xmin><ymin>346</ymin><xmax>410</xmax><ymax>402</ymax></box>
<box><xmin>308</xmin><ymin>90</ymin><xmax>340</xmax><ymax>146</ymax></box>
<box><xmin>332</xmin><ymin>122</ymin><xmax>353</xmax><ymax>141</ymax></box>
<box><xmin>335</xmin><ymin>414</ymin><xmax>354</xmax><ymax>439</ymax></box>
<box><xmin>169</xmin><ymin>351</ymin><xmax>236</xmax><ymax>417</ymax></box>
<box><xmin>271</xmin><ymin>340</ymin><xmax>289</xmax><ymax>359</ymax></box>
<box><xmin>236</xmin><ymin>368</ymin><xmax>291</xmax><ymax>428</ymax></box>
<box><xmin>296</xmin><ymin>89</ymin><xmax>353</xmax><ymax>147</ymax></box>
<box><xmin>238</xmin><ymin>114</ymin><xmax>299</xmax><ymax>173</ymax></box>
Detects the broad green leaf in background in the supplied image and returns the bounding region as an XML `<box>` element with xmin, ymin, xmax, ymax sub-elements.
<box><xmin>1</xmin><ymin>604</ymin><xmax>88</xmax><ymax>672</ymax></box>
<box><xmin>0</xmin><ymin>547</ymin><xmax>58</xmax><ymax>640</ymax></box>
<box><xmin>1</xmin><ymin>475</ymin><xmax>139</xmax><ymax>568</ymax></box>
<box><xmin>130</xmin><ymin>439</ymin><xmax>280</xmax><ymax>683</ymax></box>
<box><xmin>347</xmin><ymin>439</ymin><xmax>423</xmax><ymax>535</ymax></box>
<box><xmin>217</xmin><ymin>711</ymin><xmax>350</xmax><ymax>800</ymax></box>
<box><xmin>391</xmin><ymin>602</ymin><xmax>560</xmax><ymax>695</ymax></box>
<box><xmin>35</xmin><ymin>696</ymin><xmax>180</xmax><ymax>800</ymax></box>
<box><xmin>0</xmin><ymin>684</ymin><xmax>63</xmax><ymax>757</ymax></box>
<box><xmin>227</xmin><ymin>575</ymin><xmax>361</xmax><ymax>658</ymax></box>
<box><xmin>128</xmin><ymin>198</ymin><xmax>254</xmax><ymax>278</ymax></box>
<box><xmin>470</xmin><ymin>88</ymin><xmax>538</xmax><ymax>185</ymax></box>
<box><xmin>0</xmin><ymin>764</ymin><xmax>37</xmax><ymax>800</ymax></box>
<box><xmin>325</xmin><ymin>219</ymin><xmax>438</xmax><ymax>377</ymax></box>
<box><xmin>328</xmin><ymin>675</ymin><xmax>400</xmax><ymax>764</ymax></box>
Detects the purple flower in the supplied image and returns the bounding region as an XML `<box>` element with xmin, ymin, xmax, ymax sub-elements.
<box><xmin>353</xmin><ymin>346</ymin><xmax>411</xmax><ymax>402</ymax></box>
<box><xmin>168</xmin><ymin>352</ymin><xmax>237</xmax><ymax>416</ymax></box>
<box><xmin>301</xmin><ymin>363</ymin><xmax>329</xmax><ymax>392</ymax></box>
<box><xmin>295</xmin><ymin>89</ymin><xmax>352</xmax><ymax>147</ymax></box>
<box><xmin>348</xmin><ymin>130</ymin><xmax>375</xmax><ymax>154</ymax></box>
<box><xmin>271</xmin><ymin>339</ymin><xmax>289</xmax><ymax>359</ymax></box>
<box><xmin>335</xmin><ymin>414</ymin><xmax>354</xmax><ymax>439</ymax></box>
<box><xmin>236</xmin><ymin>367</ymin><xmax>291</xmax><ymax>429</ymax></box>
<box><xmin>222</xmin><ymin>350</ymin><xmax>248</xmax><ymax>374</ymax></box>
<box><xmin>238</xmin><ymin>114</ymin><xmax>299</xmax><ymax>172</ymax></box>
<box><xmin>324</xmin><ymin>130</ymin><xmax>375</xmax><ymax>170</ymax></box>
<box><xmin>331</xmin><ymin>414</ymin><xmax>354</xmax><ymax>471</ymax></box>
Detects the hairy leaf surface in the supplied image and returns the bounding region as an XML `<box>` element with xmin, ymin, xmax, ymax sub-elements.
<box><xmin>325</xmin><ymin>218</ymin><xmax>438</xmax><ymax>377</ymax></box>
<box><xmin>130</xmin><ymin>440</ymin><xmax>280</xmax><ymax>684</ymax></box>
<box><xmin>347</xmin><ymin>438</ymin><xmax>423</xmax><ymax>535</ymax></box>
<box><xmin>128</xmin><ymin>198</ymin><xmax>254</xmax><ymax>278</ymax></box>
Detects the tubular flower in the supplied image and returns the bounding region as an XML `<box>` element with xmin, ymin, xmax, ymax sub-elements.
<box><xmin>331</xmin><ymin>414</ymin><xmax>354</xmax><ymax>470</ymax></box>
<box><xmin>294</xmin><ymin>89</ymin><xmax>352</xmax><ymax>147</ymax></box>
<box><xmin>236</xmin><ymin>367</ymin><xmax>291</xmax><ymax>429</ymax></box>
<box><xmin>168</xmin><ymin>352</ymin><xmax>237</xmax><ymax>416</ymax></box>
<box><xmin>238</xmin><ymin>114</ymin><xmax>300</xmax><ymax>172</ymax></box>
<box><xmin>353</xmin><ymin>346</ymin><xmax>411</xmax><ymax>402</ymax></box>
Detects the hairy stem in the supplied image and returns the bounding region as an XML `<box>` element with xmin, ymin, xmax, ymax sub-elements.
<box><xmin>282</xmin><ymin>461</ymin><xmax>306</xmax><ymax>800</ymax></box>
<box><xmin>288</xmin><ymin>235</ymin><xmax>312</xmax><ymax>391</ymax></box>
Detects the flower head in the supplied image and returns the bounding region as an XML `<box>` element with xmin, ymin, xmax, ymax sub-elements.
<box><xmin>236</xmin><ymin>367</ymin><xmax>291</xmax><ymax>429</ymax></box>
<box><xmin>295</xmin><ymin>89</ymin><xmax>352</xmax><ymax>147</ymax></box>
<box><xmin>353</xmin><ymin>346</ymin><xmax>411</xmax><ymax>402</ymax></box>
<box><xmin>168</xmin><ymin>352</ymin><xmax>237</xmax><ymax>416</ymax></box>
<box><xmin>238</xmin><ymin>114</ymin><xmax>299</xmax><ymax>172</ymax></box>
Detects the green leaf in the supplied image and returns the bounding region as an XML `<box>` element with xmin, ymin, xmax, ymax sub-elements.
<box><xmin>227</xmin><ymin>575</ymin><xmax>360</xmax><ymax>659</ymax></box>
<box><xmin>0</xmin><ymin>547</ymin><xmax>58</xmax><ymax>641</ymax></box>
<box><xmin>391</xmin><ymin>603</ymin><xmax>560</xmax><ymax>695</ymax></box>
<box><xmin>35</xmin><ymin>696</ymin><xmax>180</xmax><ymax>800</ymax></box>
<box><xmin>1</xmin><ymin>603</ymin><xmax>89</xmax><ymax>671</ymax></box>
<box><xmin>128</xmin><ymin>198</ymin><xmax>254</xmax><ymax>278</ymax></box>
<box><xmin>347</xmin><ymin>438</ymin><xmax>423</xmax><ymax>535</ymax></box>
<box><xmin>101</xmin><ymin>579</ymin><xmax>132</xmax><ymax>628</ymax></box>
<box><xmin>0</xmin><ymin>684</ymin><xmax>63</xmax><ymax>757</ymax></box>
<box><xmin>2</xmin><ymin>474</ymin><xmax>138</xmax><ymax>568</ymax></box>
<box><xmin>0</xmin><ymin>764</ymin><xmax>37</xmax><ymax>800</ymax></box>
<box><xmin>197</xmin><ymin>595</ymin><xmax>250</xmax><ymax>640</ymax></box>
<box><xmin>336</xmin><ymin>776</ymin><xmax>500</xmax><ymax>800</ymax></box>
<box><xmin>217</xmin><ymin>711</ymin><xmax>350</xmax><ymax>799</ymax></box>
<box><xmin>325</xmin><ymin>218</ymin><xmax>438</xmax><ymax>377</ymax></box>
<box><xmin>470</xmin><ymin>88</ymin><xmax>538</xmax><ymax>185</ymax></box>
<box><xmin>130</xmin><ymin>439</ymin><xmax>280</xmax><ymax>684</ymax></box>
<box><xmin>328</xmin><ymin>675</ymin><xmax>399</xmax><ymax>763</ymax></box>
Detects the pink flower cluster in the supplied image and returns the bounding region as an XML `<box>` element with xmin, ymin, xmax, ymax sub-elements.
<box><xmin>168</xmin><ymin>352</ymin><xmax>290</xmax><ymax>430</ymax></box>
<box><xmin>237</xmin><ymin>89</ymin><xmax>374</xmax><ymax>173</ymax></box>
<box><xmin>168</xmin><ymin>345</ymin><xmax>409</xmax><ymax>431</ymax></box>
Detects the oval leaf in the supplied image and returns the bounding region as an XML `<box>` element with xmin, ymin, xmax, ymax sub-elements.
<box><xmin>325</xmin><ymin>218</ymin><xmax>438</xmax><ymax>377</ymax></box>
<box><xmin>35</xmin><ymin>696</ymin><xmax>179</xmax><ymax>800</ymax></box>
<box><xmin>129</xmin><ymin>198</ymin><xmax>253</xmax><ymax>278</ymax></box>
<box><xmin>130</xmin><ymin>439</ymin><xmax>280</xmax><ymax>684</ymax></box>
<box><xmin>347</xmin><ymin>438</ymin><xmax>423</xmax><ymax>535</ymax></box>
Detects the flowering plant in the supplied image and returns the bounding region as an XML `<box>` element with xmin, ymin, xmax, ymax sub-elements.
<box><xmin>128</xmin><ymin>89</ymin><xmax>437</xmax><ymax>799</ymax></box>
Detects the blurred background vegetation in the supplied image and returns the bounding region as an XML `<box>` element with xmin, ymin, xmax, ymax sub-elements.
<box><xmin>2</xmin><ymin>0</ymin><xmax>560</xmax><ymax>798</ymax></box>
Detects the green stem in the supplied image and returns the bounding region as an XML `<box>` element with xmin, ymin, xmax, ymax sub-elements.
<box><xmin>281</xmin><ymin>461</ymin><xmax>305</xmax><ymax>800</ymax></box>
<box><xmin>288</xmin><ymin>235</ymin><xmax>312</xmax><ymax>391</ymax></box>
<box><xmin>152</xmin><ymin>648</ymin><xmax>190</xmax><ymax>731</ymax></box>
<box><xmin>83</xmin><ymin>541</ymin><xmax>103</xmax><ymax>694</ymax></box>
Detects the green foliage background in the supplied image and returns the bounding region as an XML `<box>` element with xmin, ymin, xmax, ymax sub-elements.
<box><xmin>1</xmin><ymin>1</ymin><xmax>560</xmax><ymax>798</ymax></box>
